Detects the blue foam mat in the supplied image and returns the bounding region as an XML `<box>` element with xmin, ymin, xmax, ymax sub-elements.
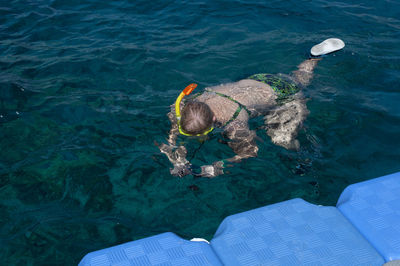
<box><xmin>79</xmin><ymin>232</ymin><xmax>222</xmax><ymax>266</ymax></box>
<box><xmin>337</xmin><ymin>172</ymin><xmax>400</xmax><ymax>262</ymax></box>
<box><xmin>211</xmin><ymin>198</ymin><xmax>383</xmax><ymax>266</ymax></box>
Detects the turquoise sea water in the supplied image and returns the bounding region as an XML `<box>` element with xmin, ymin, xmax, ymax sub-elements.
<box><xmin>1</xmin><ymin>0</ymin><xmax>400</xmax><ymax>264</ymax></box>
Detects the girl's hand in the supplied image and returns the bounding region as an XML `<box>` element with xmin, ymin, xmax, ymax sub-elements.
<box><xmin>200</xmin><ymin>161</ymin><xmax>224</xmax><ymax>178</ymax></box>
<box><xmin>170</xmin><ymin>163</ymin><xmax>192</xmax><ymax>177</ymax></box>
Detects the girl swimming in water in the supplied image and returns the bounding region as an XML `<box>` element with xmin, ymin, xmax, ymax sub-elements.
<box><xmin>158</xmin><ymin>38</ymin><xmax>345</xmax><ymax>177</ymax></box>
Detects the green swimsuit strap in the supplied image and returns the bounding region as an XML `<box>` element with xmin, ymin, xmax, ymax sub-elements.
<box><xmin>208</xmin><ymin>90</ymin><xmax>252</xmax><ymax>127</ymax></box>
<box><xmin>191</xmin><ymin>89</ymin><xmax>251</xmax><ymax>127</ymax></box>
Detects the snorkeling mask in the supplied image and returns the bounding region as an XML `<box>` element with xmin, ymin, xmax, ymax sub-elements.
<box><xmin>175</xmin><ymin>83</ymin><xmax>214</xmax><ymax>137</ymax></box>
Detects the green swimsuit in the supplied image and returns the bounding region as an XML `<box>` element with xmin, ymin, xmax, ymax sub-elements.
<box><xmin>248</xmin><ymin>73</ymin><xmax>300</xmax><ymax>103</ymax></box>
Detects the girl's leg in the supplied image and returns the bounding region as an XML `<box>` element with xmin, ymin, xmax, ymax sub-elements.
<box><xmin>292</xmin><ymin>38</ymin><xmax>345</xmax><ymax>86</ymax></box>
<box><xmin>291</xmin><ymin>58</ymin><xmax>321</xmax><ymax>87</ymax></box>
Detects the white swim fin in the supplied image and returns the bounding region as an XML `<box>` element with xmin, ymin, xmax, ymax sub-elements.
<box><xmin>310</xmin><ymin>38</ymin><xmax>345</xmax><ymax>56</ymax></box>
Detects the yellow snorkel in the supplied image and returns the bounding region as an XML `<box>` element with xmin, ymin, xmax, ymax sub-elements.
<box><xmin>175</xmin><ymin>83</ymin><xmax>214</xmax><ymax>136</ymax></box>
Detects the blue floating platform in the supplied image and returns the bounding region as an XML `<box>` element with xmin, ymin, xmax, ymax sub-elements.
<box><xmin>337</xmin><ymin>172</ymin><xmax>400</xmax><ymax>262</ymax></box>
<box><xmin>79</xmin><ymin>232</ymin><xmax>222</xmax><ymax>266</ymax></box>
<box><xmin>211</xmin><ymin>198</ymin><xmax>382</xmax><ymax>265</ymax></box>
<box><xmin>80</xmin><ymin>172</ymin><xmax>400</xmax><ymax>265</ymax></box>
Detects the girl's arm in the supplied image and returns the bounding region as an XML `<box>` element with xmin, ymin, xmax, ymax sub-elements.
<box><xmin>157</xmin><ymin>106</ymin><xmax>191</xmax><ymax>177</ymax></box>
<box><xmin>199</xmin><ymin>118</ymin><xmax>259</xmax><ymax>178</ymax></box>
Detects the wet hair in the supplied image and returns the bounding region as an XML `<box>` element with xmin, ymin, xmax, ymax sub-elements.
<box><xmin>180</xmin><ymin>101</ymin><xmax>214</xmax><ymax>135</ymax></box>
